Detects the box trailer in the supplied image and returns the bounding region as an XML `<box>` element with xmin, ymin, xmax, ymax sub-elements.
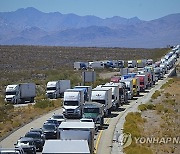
<box><xmin>58</xmin><ymin>122</ymin><xmax>95</xmax><ymax>154</ymax></box>
<box><xmin>42</xmin><ymin>140</ymin><xmax>90</xmax><ymax>154</ymax></box>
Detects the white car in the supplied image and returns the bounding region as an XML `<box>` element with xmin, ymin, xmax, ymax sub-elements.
<box><xmin>50</xmin><ymin>114</ymin><xmax>66</xmax><ymax>125</ymax></box>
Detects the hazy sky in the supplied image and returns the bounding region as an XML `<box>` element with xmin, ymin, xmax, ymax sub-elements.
<box><xmin>0</xmin><ymin>0</ymin><xmax>180</xmax><ymax>20</ymax></box>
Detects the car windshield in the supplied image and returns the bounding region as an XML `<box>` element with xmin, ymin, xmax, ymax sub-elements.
<box><xmin>6</xmin><ymin>91</ymin><xmax>16</xmax><ymax>95</ymax></box>
<box><xmin>53</xmin><ymin>115</ymin><xmax>64</xmax><ymax>119</ymax></box>
<box><xmin>46</xmin><ymin>120</ymin><xmax>57</xmax><ymax>124</ymax></box>
<box><xmin>84</xmin><ymin>108</ymin><xmax>99</xmax><ymax>113</ymax></box>
<box><xmin>30</xmin><ymin>129</ymin><xmax>43</xmax><ymax>134</ymax></box>
<box><xmin>83</xmin><ymin>112</ymin><xmax>98</xmax><ymax>119</ymax></box>
<box><xmin>92</xmin><ymin>100</ymin><xmax>105</xmax><ymax>104</ymax></box>
<box><xmin>47</xmin><ymin>87</ymin><xmax>56</xmax><ymax>91</ymax></box>
<box><xmin>18</xmin><ymin>140</ymin><xmax>33</xmax><ymax>145</ymax></box>
<box><xmin>64</xmin><ymin>101</ymin><xmax>79</xmax><ymax>106</ymax></box>
<box><xmin>25</xmin><ymin>133</ymin><xmax>41</xmax><ymax>139</ymax></box>
<box><xmin>43</xmin><ymin>125</ymin><xmax>55</xmax><ymax>130</ymax></box>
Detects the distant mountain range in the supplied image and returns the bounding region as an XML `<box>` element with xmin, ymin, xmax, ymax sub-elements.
<box><xmin>0</xmin><ymin>7</ymin><xmax>180</xmax><ymax>48</ymax></box>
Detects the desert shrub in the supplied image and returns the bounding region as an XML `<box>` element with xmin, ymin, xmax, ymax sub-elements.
<box><xmin>155</xmin><ymin>104</ymin><xmax>164</xmax><ymax>113</ymax></box>
<box><xmin>124</xmin><ymin>112</ymin><xmax>145</xmax><ymax>137</ymax></box>
<box><xmin>12</xmin><ymin>121</ymin><xmax>21</xmax><ymax>128</ymax></box>
<box><xmin>163</xmin><ymin>99</ymin><xmax>176</xmax><ymax>105</ymax></box>
<box><xmin>151</xmin><ymin>90</ymin><xmax>161</xmax><ymax>99</ymax></box>
<box><xmin>160</xmin><ymin>79</ymin><xmax>175</xmax><ymax>89</ymax></box>
<box><xmin>146</xmin><ymin>104</ymin><xmax>156</xmax><ymax>110</ymax></box>
<box><xmin>164</xmin><ymin>92</ymin><xmax>172</xmax><ymax>98</ymax></box>
<box><xmin>138</xmin><ymin>103</ymin><xmax>156</xmax><ymax>111</ymax></box>
<box><xmin>123</xmin><ymin>112</ymin><xmax>153</xmax><ymax>154</ymax></box>
<box><xmin>124</xmin><ymin>144</ymin><xmax>153</xmax><ymax>154</ymax></box>
<box><xmin>138</xmin><ymin>104</ymin><xmax>147</xmax><ymax>111</ymax></box>
<box><xmin>34</xmin><ymin>100</ymin><xmax>54</xmax><ymax>109</ymax></box>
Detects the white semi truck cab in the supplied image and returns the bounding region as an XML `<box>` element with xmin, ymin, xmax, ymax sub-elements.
<box><xmin>102</xmin><ymin>83</ymin><xmax>120</xmax><ymax>110</ymax></box>
<box><xmin>5</xmin><ymin>84</ymin><xmax>20</xmax><ymax>103</ymax></box>
<box><xmin>46</xmin><ymin>80</ymin><xmax>70</xmax><ymax>99</ymax></box>
<box><xmin>91</xmin><ymin>87</ymin><xmax>112</xmax><ymax>116</ymax></box>
<box><xmin>5</xmin><ymin>83</ymin><xmax>36</xmax><ymax>104</ymax></box>
<box><xmin>120</xmin><ymin>79</ymin><xmax>133</xmax><ymax>100</ymax></box>
<box><xmin>63</xmin><ymin>89</ymin><xmax>84</xmax><ymax>118</ymax></box>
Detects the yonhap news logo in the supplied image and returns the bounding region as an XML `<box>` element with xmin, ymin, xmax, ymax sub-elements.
<box><xmin>116</xmin><ymin>132</ymin><xmax>180</xmax><ymax>148</ymax></box>
<box><xmin>117</xmin><ymin>132</ymin><xmax>132</xmax><ymax>148</ymax></box>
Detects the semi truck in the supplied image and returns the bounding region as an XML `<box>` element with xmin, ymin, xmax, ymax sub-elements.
<box><xmin>154</xmin><ymin>67</ymin><xmax>161</xmax><ymax>81</ymax></box>
<box><xmin>128</xmin><ymin>60</ymin><xmax>137</xmax><ymax>68</ymax></box>
<box><xmin>74</xmin><ymin>86</ymin><xmax>92</xmax><ymax>101</ymax></box>
<box><xmin>113</xmin><ymin>82</ymin><xmax>128</xmax><ymax>104</ymax></box>
<box><xmin>160</xmin><ymin>63</ymin><xmax>168</xmax><ymax>74</ymax></box>
<box><xmin>132</xmin><ymin>77</ymin><xmax>140</xmax><ymax>96</ymax></box>
<box><xmin>82</xmin><ymin>102</ymin><xmax>104</xmax><ymax>128</ymax></box>
<box><xmin>144</xmin><ymin>66</ymin><xmax>156</xmax><ymax>85</ymax></box>
<box><xmin>91</xmin><ymin>87</ymin><xmax>112</xmax><ymax>116</ymax></box>
<box><xmin>63</xmin><ymin>89</ymin><xmax>85</xmax><ymax>118</ymax></box>
<box><xmin>88</xmin><ymin>61</ymin><xmax>104</xmax><ymax>69</ymax></box>
<box><xmin>74</xmin><ymin>62</ymin><xmax>87</xmax><ymax>70</ymax></box>
<box><xmin>102</xmin><ymin>83</ymin><xmax>120</xmax><ymax>110</ymax></box>
<box><xmin>110</xmin><ymin>76</ymin><xmax>121</xmax><ymax>83</ymax></box>
<box><xmin>137</xmin><ymin>59</ymin><xmax>147</xmax><ymax>68</ymax></box>
<box><xmin>46</xmin><ymin>80</ymin><xmax>70</xmax><ymax>99</ymax></box>
<box><xmin>5</xmin><ymin>83</ymin><xmax>36</xmax><ymax>104</ymax></box>
<box><xmin>42</xmin><ymin>140</ymin><xmax>90</xmax><ymax>154</ymax></box>
<box><xmin>58</xmin><ymin>121</ymin><xmax>95</xmax><ymax>154</ymax></box>
<box><xmin>120</xmin><ymin>79</ymin><xmax>133</xmax><ymax>100</ymax></box>
<box><xmin>136</xmin><ymin>74</ymin><xmax>148</xmax><ymax>92</ymax></box>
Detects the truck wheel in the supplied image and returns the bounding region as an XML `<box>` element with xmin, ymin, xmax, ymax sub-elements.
<box><xmin>101</xmin><ymin>117</ymin><xmax>104</xmax><ymax>125</ymax></box>
<box><xmin>20</xmin><ymin>99</ymin><xmax>25</xmax><ymax>104</ymax></box>
<box><xmin>14</xmin><ymin>99</ymin><xmax>18</xmax><ymax>104</ymax></box>
<box><xmin>108</xmin><ymin>109</ymin><xmax>111</xmax><ymax>115</ymax></box>
<box><xmin>116</xmin><ymin>103</ymin><xmax>119</xmax><ymax>109</ymax></box>
<box><xmin>30</xmin><ymin>97</ymin><xmax>34</xmax><ymax>103</ymax></box>
<box><xmin>39</xmin><ymin>147</ymin><xmax>43</xmax><ymax>152</ymax></box>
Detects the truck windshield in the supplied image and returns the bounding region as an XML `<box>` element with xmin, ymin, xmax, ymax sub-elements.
<box><xmin>140</xmin><ymin>82</ymin><xmax>144</xmax><ymax>85</ymax></box>
<box><xmin>64</xmin><ymin>101</ymin><xmax>79</xmax><ymax>106</ymax></box>
<box><xmin>126</xmin><ymin>87</ymin><xmax>130</xmax><ymax>91</ymax></box>
<box><xmin>119</xmin><ymin>89</ymin><xmax>124</xmax><ymax>95</ymax></box>
<box><xmin>47</xmin><ymin>87</ymin><xmax>56</xmax><ymax>91</ymax></box>
<box><xmin>84</xmin><ymin>108</ymin><xmax>99</xmax><ymax>113</ymax></box>
<box><xmin>6</xmin><ymin>91</ymin><xmax>16</xmax><ymax>95</ymax></box>
<box><xmin>92</xmin><ymin>100</ymin><xmax>105</xmax><ymax>104</ymax></box>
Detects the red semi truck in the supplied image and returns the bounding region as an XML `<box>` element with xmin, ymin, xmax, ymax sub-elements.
<box><xmin>136</xmin><ymin>74</ymin><xmax>148</xmax><ymax>92</ymax></box>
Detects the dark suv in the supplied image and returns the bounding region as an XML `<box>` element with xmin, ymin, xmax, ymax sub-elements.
<box><xmin>15</xmin><ymin>137</ymin><xmax>36</xmax><ymax>154</ymax></box>
<box><xmin>25</xmin><ymin>131</ymin><xmax>45</xmax><ymax>151</ymax></box>
<box><xmin>42</xmin><ymin>123</ymin><xmax>59</xmax><ymax>139</ymax></box>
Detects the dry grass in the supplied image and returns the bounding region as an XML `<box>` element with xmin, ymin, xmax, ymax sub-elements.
<box><xmin>123</xmin><ymin>112</ymin><xmax>153</xmax><ymax>154</ymax></box>
<box><xmin>0</xmin><ymin>99</ymin><xmax>61</xmax><ymax>139</ymax></box>
<box><xmin>140</xmin><ymin>77</ymin><xmax>180</xmax><ymax>154</ymax></box>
